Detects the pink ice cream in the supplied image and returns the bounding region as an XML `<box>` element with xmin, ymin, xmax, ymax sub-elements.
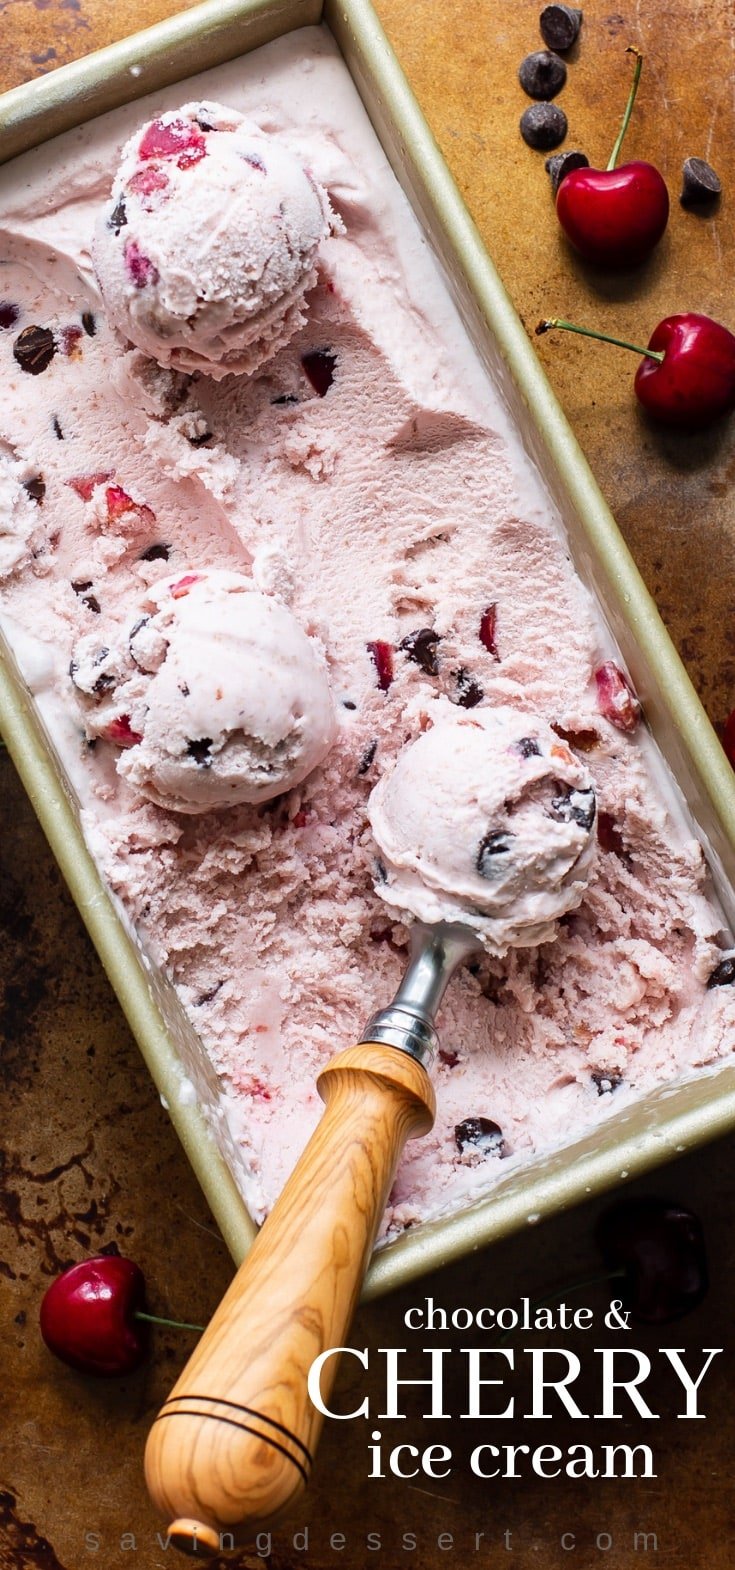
<box><xmin>92</xmin><ymin>101</ymin><xmax>338</xmax><ymax>378</ymax></box>
<box><xmin>0</xmin><ymin>31</ymin><xmax>734</xmax><ymax>1239</ymax></box>
<box><xmin>369</xmin><ymin>705</ymin><xmax>597</xmax><ymax>952</ymax></box>
<box><xmin>69</xmin><ymin>569</ymin><xmax>337</xmax><ymax>813</ymax></box>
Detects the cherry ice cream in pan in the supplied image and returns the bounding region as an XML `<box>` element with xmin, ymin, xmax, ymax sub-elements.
<box><xmin>0</xmin><ymin>30</ymin><xmax>734</xmax><ymax>1247</ymax></box>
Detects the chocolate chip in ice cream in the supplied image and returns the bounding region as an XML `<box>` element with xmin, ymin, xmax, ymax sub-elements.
<box><xmin>186</xmin><ymin>738</ymin><xmax>213</xmax><ymax>767</ymax></box>
<box><xmin>454</xmin><ymin>1117</ymin><xmax>507</xmax><ymax>1157</ymax></box>
<box><xmin>139</xmin><ymin>543</ymin><xmax>171</xmax><ymax>562</ymax></box>
<box><xmin>13</xmin><ymin>325</ymin><xmax>56</xmax><ymax>375</ymax></box>
<box><xmin>108</xmin><ymin>198</ymin><xmax>128</xmax><ymax>233</ymax></box>
<box><xmin>476</xmin><ymin>830</ymin><xmax>514</xmax><ymax>876</ymax></box>
<box><xmin>358</xmin><ymin>738</ymin><xmax>378</xmax><ymax>775</ymax></box>
<box><xmin>707</xmin><ymin>955</ymin><xmax>735</xmax><ymax>989</ymax></box>
<box><xmin>454</xmin><ymin>667</ymin><xmax>484</xmax><ymax>708</ymax></box>
<box><xmin>591</xmin><ymin>1069</ymin><xmax>624</xmax><ymax>1095</ymax></box>
<box><xmin>549</xmin><ymin>785</ymin><xmax>597</xmax><ymax>830</ymax></box>
<box><xmin>401</xmin><ymin>626</ymin><xmax>441</xmax><ymax>676</ymax></box>
<box><xmin>23</xmin><ymin>474</ymin><xmax>46</xmax><ymax>505</ymax></box>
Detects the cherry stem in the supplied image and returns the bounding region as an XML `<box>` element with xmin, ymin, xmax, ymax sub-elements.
<box><xmin>607</xmin><ymin>47</ymin><xmax>643</xmax><ymax>171</ymax></box>
<box><xmin>536</xmin><ymin>318</ymin><xmax>665</xmax><ymax>363</ymax></box>
<box><xmin>135</xmin><ymin>1310</ymin><xmax>205</xmax><ymax>1333</ymax></box>
<box><xmin>497</xmin><ymin>1268</ymin><xmax>628</xmax><ymax>1347</ymax></box>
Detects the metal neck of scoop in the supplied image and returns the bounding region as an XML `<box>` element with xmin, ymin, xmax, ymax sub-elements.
<box><xmin>359</xmin><ymin>923</ymin><xmax>479</xmax><ymax>1068</ymax></box>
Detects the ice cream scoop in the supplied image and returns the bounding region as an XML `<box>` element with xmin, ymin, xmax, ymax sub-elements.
<box><xmin>93</xmin><ymin>101</ymin><xmax>338</xmax><ymax>378</ymax></box>
<box><xmin>146</xmin><ymin>708</ymin><xmax>597</xmax><ymax>1551</ymax></box>
<box><xmin>369</xmin><ymin>705</ymin><xmax>597</xmax><ymax>951</ymax></box>
<box><xmin>70</xmin><ymin>570</ymin><xmax>336</xmax><ymax>812</ymax></box>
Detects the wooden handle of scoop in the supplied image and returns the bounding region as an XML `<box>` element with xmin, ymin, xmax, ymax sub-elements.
<box><xmin>144</xmin><ymin>1043</ymin><xmax>435</xmax><ymax>1554</ymax></box>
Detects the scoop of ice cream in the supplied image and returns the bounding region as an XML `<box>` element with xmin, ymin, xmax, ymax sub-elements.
<box><xmin>368</xmin><ymin>705</ymin><xmax>597</xmax><ymax>954</ymax></box>
<box><xmin>92</xmin><ymin>101</ymin><xmax>338</xmax><ymax>378</ymax></box>
<box><xmin>70</xmin><ymin>570</ymin><xmax>337</xmax><ymax>812</ymax></box>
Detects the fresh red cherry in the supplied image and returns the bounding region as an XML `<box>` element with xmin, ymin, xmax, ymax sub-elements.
<box><xmin>555</xmin><ymin>49</ymin><xmax>669</xmax><ymax>267</ymax></box>
<box><xmin>40</xmin><ymin>1255</ymin><xmax>148</xmax><ymax>1376</ymax></box>
<box><xmin>39</xmin><ymin>1253</ymin><xmax>205</xmax><ymax>1377</ymax></box>
<box><xmin>536</xmin><ymin>313</ymin><xmax>735</xmax><ymax>429</ymax></box>
<box><xmin>596</xmin><ymin>1198</ymin><xmax>708</xmax><ymax>1324</ymax></box>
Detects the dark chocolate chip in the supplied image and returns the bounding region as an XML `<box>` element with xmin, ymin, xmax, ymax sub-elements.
<box><xmin>139</xmin><ymin>542</ymin><xmax>171</xmax><ymax>562</ymax></box>
<box><xmin>516</xmin><ymin>736</ymin><xmax>541</xmax><ymax>758</ymax></box>
<box><xmin>454</xmin><ymin>1117</ymin><xmax>506</xmax><ymax>1157</ymax></box>
<box><xmin>179</xmin><ymin>682</ymin><xmax>190</xmax><ymax>697</ymax></box>
<box><xmin>196</xmin><ymin>980</ymin><xmax>223</xmax><ymax>1004</ymax></box>
<box><xmin>342</xmin><ymin>698</ymin><xmax>357</xmax><ymax>711</ymax></box>
<box><xmin>401</xmin><ymin>626</ymin><xmax>440</xmax><ymax>676</ymax></box>
<box><xmin>108</xmin><ymin>198</ymin><xmax>128</xmax><ymax>233</ymax></box>
<box><xmin>13</xmin><ymin>324</ymin><xmax>56</xmax><ymax>375</ymax></box>
<box><xmin>187</xmin><ymin>430</ymin><xmax>213</xmax><ymax>447</ymax></box>
<box><xmin>52</xmin><ymin>416</ymin><xmax>64</xmax><ymax>440</ymax></box>
<box><xmin>23</xmin><ymin>474</ymin><xmax>45</xmax><ymax>504</ymax></box>
<box><xmin>186</xmin><ymin>737</ymin><xmax>213</xmax><ymax>766</ymax></box>
<box><xmin>591</xmin><ymin>1069</ymin><xmax>624</xmax><ymax>1095</ymax></box>
<box><xmin>301</xmin><ymin>349</ymin><xmax>336</xmax><ymax>397</ymax></box>
<box><xmin>81</xmin><ymin>311</ymin><xmax>96</xmax><ymax>337</ymax></box>
<box><xmin>545</xmin><ymin>149</ymin><xmax>589</xmax><ymax>196</ymax></box>
<box><xmin>271</xmin><ymin>393</ymin><xmax>299</xmax><ymax>406</ymax></box>
<box><xmin>454</xmin><ymin>667</ymin><xmax>484</xmax><ymax>708</ymax></box>
<box><xmin>71</xmin><ymin>580</ymin><xmax>101</xmax><ymax>615</ymax></box>
<box><xmin>539</xmin><ymin>3</ymin><xmax>583</xmax><ymax>50</ymax></box>
<box><xmin>680</xmin><ymin>156</ymin><xmax>722</xmax><ymax>208</ymax></box>
<box><xmin>358</xmin><ymin>738</ymin><xmax>378</xmax><ymax>775</ymax></box>
<box><xmin>519</xmin><ymin>50</ymin><xmax>567</xmax><ymax>100</ymax></box>
<box><xmin>549</xmin><ymin>786</ymin><xmax>596</xmax><ymax>830</ymax></box>
<box><xmin>128</xmin><ymin>615</ymin><xmax>150</xmax><ymax>642</ymax></box>
<box><xmin>92</xmin><ymin>671</ymin><xmax>115</xmax><ymax>695</ymax></box>
<box><xmin>476</xmin><ymin>830</ymin><xmax>514</xmax><ymax>876</ymax></box>
<box><xmin>92</xmin><ymin>645</ymin><xmax>110</xmax><ymax>666</ymax></box>
<box><xmin>374</xmin><ymin>857</ymin><xmax>387</xmax><ymax>884</ymax></box>
<box><xmin>707</xmin><ymin>956</ymin><xmax>735</xmax><ymax>989</ymax></box>
<box><xmin>520</xmin><ymin>102</ymin><xmax>568</xmax><ymax>151</ymax></box>
<box><xmin>0</xmin><ymin>302</ymin><xmax>20</xmax><ymax>329</ymax></box>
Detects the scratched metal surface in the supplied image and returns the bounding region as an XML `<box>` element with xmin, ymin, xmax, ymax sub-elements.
<box><xmin>1</xmin><ymin>2</ymin><xmax>734</xmax><ymax>1566</ymax></box>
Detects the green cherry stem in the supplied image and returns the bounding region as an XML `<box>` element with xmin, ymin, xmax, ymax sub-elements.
<box><xmin>608</xmin><ymin>46</ymin><xmax>643</xmax><ymax>171</ymax></box>
<box><xmin>536</xmin><ymin>318</ymin><xmax>665</xmax><ymax>363</ymax></box>
<box><xmin>135</xmin><ymin>1310</ymin><xmax>206</xmax><ymax>1333</ymax></box>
